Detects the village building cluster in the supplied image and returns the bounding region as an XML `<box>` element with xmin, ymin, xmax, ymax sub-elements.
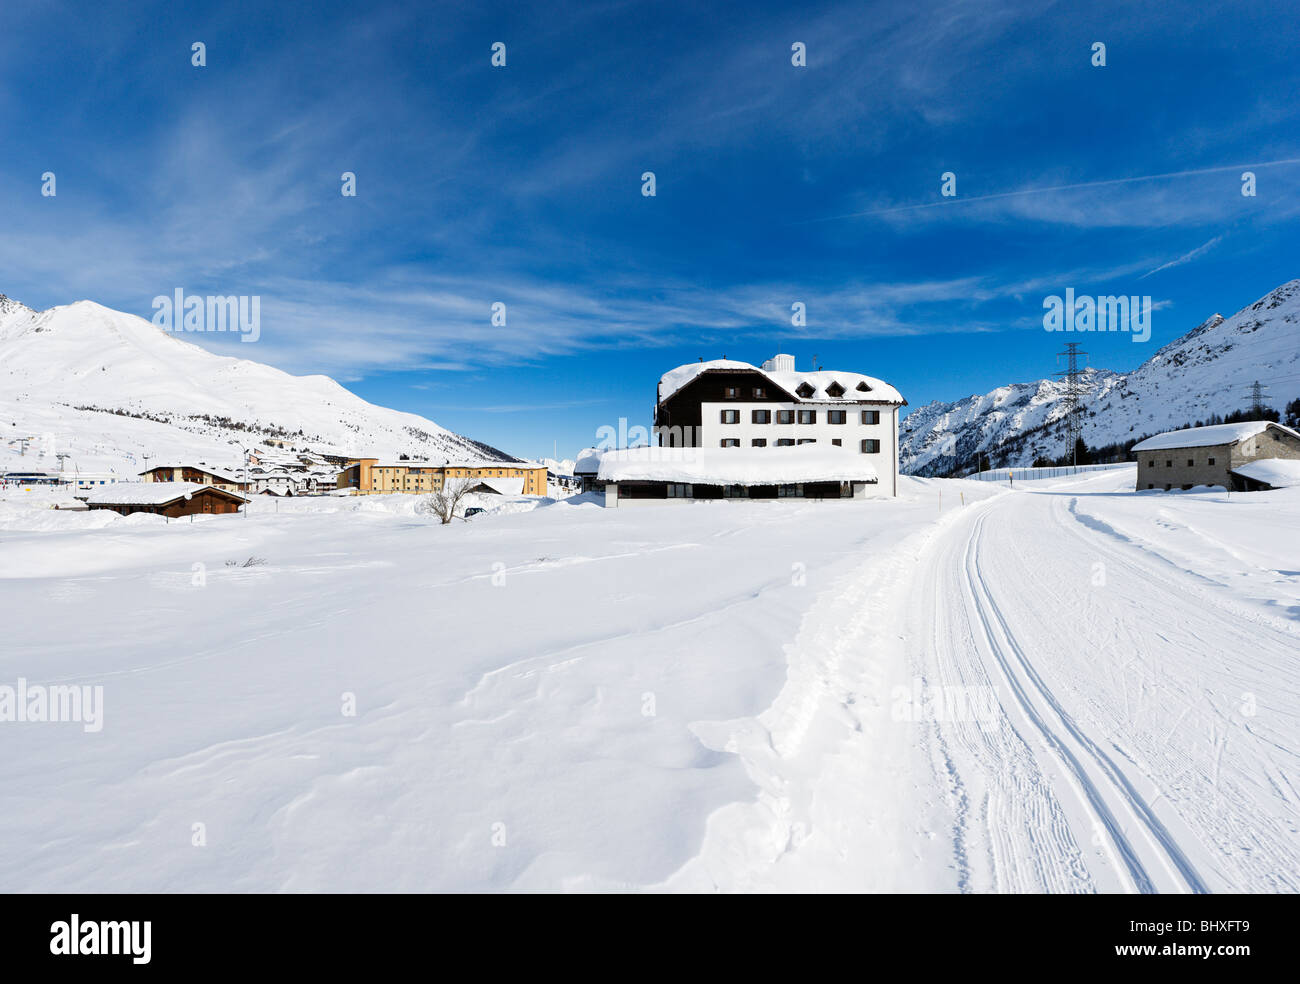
<box><xmin>4</xmin><ymin>354</ymin><xmax>1295</xmax><ymax>517</ymax></box>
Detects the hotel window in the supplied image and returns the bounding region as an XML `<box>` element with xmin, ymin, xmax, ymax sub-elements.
<box><xmin>798</xmin><ymin>410</ymin><xmax>817</xmax><ymax>425</ymax></box>
<box><xmin>776</xmin><ymin>438</ymin><xmax>795</xmax><ymax>447</ymax></box>
<box><xmin>797</xmin><ymin>438</ymin><xmax>816</xmax><ymax>445</ymax></box>
<box><xmin>752</xmin><ymin>387</ymin><xmax>767</xmax><ymax>398</ymax></box>
<box><xmin>860</xmin><ymin>439</ymin><xmax>880</xmax><ymax>453</ymax></box>
<box><xmin>724</xmin><ymin>484</ymin><xmax>747</xmax><ymax>497</ymax></box>
<box><xmin>724</xmin><ymin>386</ymin><xmax>740</xmax><ymax>399</ymax></box>
<box><xmin>861</xmin><ymin>410</ymin><xmax>880</xmax><ymax>425</ymax></box>
<box><xmin>721</xmin><ymin>409</ymin><xmax>740</xmax><ymax>424</ymax></box>
<box><xmin>776</xmin><ymin>409</ymin><xmax>794</xmax><ymax>425</ymax></box>
<box><xmin>721</xmin><ymin>439</ymin><xmax>740</xmax><ymax>448</ymax></box>
<box><xmin>828</xmin><ymin>410</ymin><xmax>846</xmax><ymax>424</ymax></box>
<box><xmin>752</xmin><ymin>438</ymin><xmax>767</xmax><ymax>447</ymax></box>
<box><xmin>752</xmin><ymin>409</ymin><xmax>771</xmax><ymax>424</ymax></box>
<box><xmin>667</xmin><ymin>483</ymin><xmax>689</xmax><ymax>497</ymax></box>
<box><xmin>778</xmin><ymin>483</ymin><xmax>800</xmax><ymax>497</ymax></box>
<box><xmin>831</xmin><ymin>439</ymin><xmax>842</xmax><ymax>447</ymax></box>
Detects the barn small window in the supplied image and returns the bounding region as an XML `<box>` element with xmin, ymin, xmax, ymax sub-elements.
<box><xmin>1207</xmin><ymin>457</ymin><xmax>1215</xmax><ymax>465</ymax></box>
<box><xmin>1187</xmin><ymin>459</ymin><xmax>1194</xmax><ymax>467</ymax></box>
<box><xmin>1166</xmin><ymin>460</ymin><xmax>1172</xmax><ymax>467</ymax></box>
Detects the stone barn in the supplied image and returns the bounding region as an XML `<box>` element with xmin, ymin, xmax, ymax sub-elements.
<box><xmin>1131</xmin><ymin>421</ymin><xmax>1300</xmax><ymax>491</ymax></box>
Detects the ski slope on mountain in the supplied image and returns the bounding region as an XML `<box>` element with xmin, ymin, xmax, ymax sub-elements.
<box><xmin>0</xmin><ymin>293</ymin><xmax>511</xmax><ymax>475</ymax></box>
<box><xmin>2</xmin><ymin>471</ymin><xmax>1294</xmax><ymax>892</ymax></box>
<box><xmin>902</xmin><ymin>280</ymin><xmax>1300</xmax><ymax>475</ymax></box>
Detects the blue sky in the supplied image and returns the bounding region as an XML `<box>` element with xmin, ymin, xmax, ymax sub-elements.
<box><xmin>4</xmin><ymin>0</ymin><xmax>1299</xmax><ymax>461</ymax></box>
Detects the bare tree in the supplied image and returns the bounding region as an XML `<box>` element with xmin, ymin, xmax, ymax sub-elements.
<box><xmin>422</xmin><ymin>477</ymin><xmax>478</xmax><ymax>524</ymax></box>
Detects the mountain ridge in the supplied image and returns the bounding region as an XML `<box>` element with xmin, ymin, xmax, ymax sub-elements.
<box><xmin>900</xmin><ymin>279</ymin><xmax>1300</xmax><ymax>475</ymax></box>
<box><xmin>0</xmin><ymin>293</ymin><xmax>518</xmax><ymax>476</ymax></box>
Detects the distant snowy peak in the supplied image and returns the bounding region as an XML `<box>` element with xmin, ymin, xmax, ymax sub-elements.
<box><xmin>0</xmin><ymin>291</ymin><xmax>517</xmax><ymax>474</ymax></box>
<box><xmin>901</xmin><ymin>279</ymin><xmax>1300</xmax><ymax>475</ymax></box>
<box><xmin>0</xmin><ymin>294</ymin><xmax>34</xmax><ymax>319</ymax></box>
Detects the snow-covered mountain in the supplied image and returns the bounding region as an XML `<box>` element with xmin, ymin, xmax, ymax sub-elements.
<box><xmin>902</xmin><ymin>280</ymin><xmax>1300</xmax><ymax>475</ymax></box>
<box><xmin>0</xmin><ymin>293</ymin><xmax>517</xmax><ymax>476</ymax></box>
<box><xmin>539</xmin><ymin>457</ymin><xmax>576</xmax><ymax>475</ymax></box>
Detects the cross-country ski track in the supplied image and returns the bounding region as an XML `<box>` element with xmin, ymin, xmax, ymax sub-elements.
<box><xmin>672</xmin><ymin>470</ymin><xmax>1299</xmax><ymax>893</ymax></box>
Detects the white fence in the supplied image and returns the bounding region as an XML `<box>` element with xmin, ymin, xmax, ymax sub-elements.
<box><xmin>963</xmin><ymin>462</ymin><xmax>1134</xmax><ymax>483</ymax></box>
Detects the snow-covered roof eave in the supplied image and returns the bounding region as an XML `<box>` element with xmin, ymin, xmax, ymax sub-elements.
<box><xmin>597</xmin><ymin>444</ymin><xmax>880</xmax><ymax>486</ymax></box>
<box><xmin>82</xmin><ymin>481</ymin><xmax>249</xmax><ymax>506</ymax></box>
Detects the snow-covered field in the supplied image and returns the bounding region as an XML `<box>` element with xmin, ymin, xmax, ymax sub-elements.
<box><xmin>1</xmin><ymin>469</ymin><xmax>1296</xmax><ymax>892</ymax></box>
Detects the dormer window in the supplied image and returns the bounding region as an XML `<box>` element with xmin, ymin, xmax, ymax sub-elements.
<box><xmin>795</xmin><ymin>382</ymin><xmax>816</xmax><ymax>399</ymax></box>
<box><xmin>724</xmin><ymin>386</ymin><xmax>740</xmax><ymax>399</ymax></box>
<box><xmin>825</xmin><ymin>381</ymin><xmax>846</xmax><ymax>398</ymax></box>
<box><xmin>855</xmin><ymin>381</ymin><xmax>872</xmax><ymax>393</ymax></box>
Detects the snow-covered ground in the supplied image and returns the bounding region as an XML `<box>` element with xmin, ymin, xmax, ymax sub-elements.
<box><xmin>2</xmin><ymin>468</ymin><xmax>1296</xmax><ymax>892</ymax></box>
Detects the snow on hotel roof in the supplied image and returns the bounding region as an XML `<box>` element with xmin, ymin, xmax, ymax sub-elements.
<box><xmin>82</xmin><ymin>481</ymin><xmax>248</xmax><ymax>505</ymax></box>
<box><xmin>597</xmin><ymin>444</ymin><xmax>879</xmax><ymax>486</ymax></box>
<box><xmin>657</xmin><ymin>358</ymin><xmax>905</xmax><ymax>406</ymax></box>
<box><xmin>1131</xmin><ymin>421</ymin><xmax>1299</xmax><ymax>451</ymax></box>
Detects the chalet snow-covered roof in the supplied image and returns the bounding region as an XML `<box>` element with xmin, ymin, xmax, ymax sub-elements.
<box><xmin>573</xmin><ymin>447</ymin><xmax>606</xmax><ymax>475</ymax></box>
<box><xmin>597</xmin><ymin>444</ymin><xmax>879</xmax><ymax>486</ymax></box>
<box><xmin>1231</xmin><ymin>458</ymin><xmax>1300</xmax><ymax>488</ymax></box>
<box><xmin>657</xmin><ymin>358</ymin><xmax>904</xmax><ymax>406</ymax></box>
<box><xmin>1131</xmin><ymin>421</ymin><xmax>1299</xmax><ymax>452</ymax></box>
<box><xmin>82</xmin><ymin>481</ymin><xmax>248</xmax><ymax>505</ymax></box>
<box><xmin>469</xmin><ymin>476</ymin><xmax>526</xmax><ymax>496</ymax></box>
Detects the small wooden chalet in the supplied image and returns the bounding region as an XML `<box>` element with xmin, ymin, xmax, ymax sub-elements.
<box><xmin>82</xmin><ymin>482</ymin><xmax>247</xmax><ymax>518</ymax></box>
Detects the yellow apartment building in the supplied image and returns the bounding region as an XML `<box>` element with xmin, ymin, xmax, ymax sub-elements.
<box><xmin>337</xmin><ymin>458</ymin><xmax>548</xmax><ymax>496</ymax></box>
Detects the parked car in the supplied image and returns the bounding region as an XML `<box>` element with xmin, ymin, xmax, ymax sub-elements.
<box><xmin>464</xmin><ymin>507</ymin><xmax>485</xmax><ymax>518</ymax></box>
